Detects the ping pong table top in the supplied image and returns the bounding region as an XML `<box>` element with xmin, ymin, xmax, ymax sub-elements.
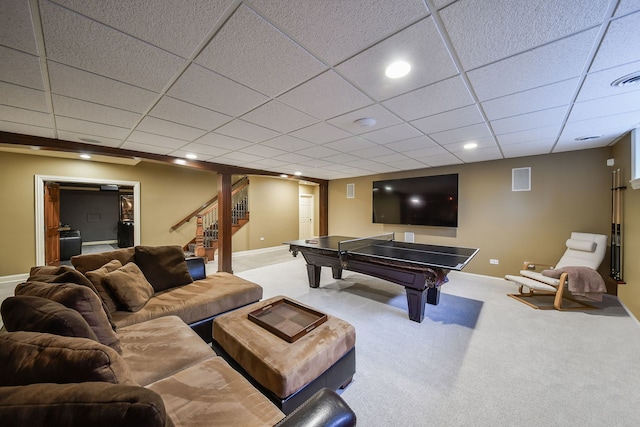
<box><xmin>285</xmin><ymin>234</ymin><xmax>479</xmax><ymax>271</ymax></box>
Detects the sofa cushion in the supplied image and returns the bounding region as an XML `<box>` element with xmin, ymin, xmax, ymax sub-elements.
<box><xmin>0</xmin><ymin>383</ymin><xmax>168</xmax><ymax>427</ymax></box>
<box><xmin>118</xmin><ymin>316</ymin><xmax>216</xmax><ymax>386</ymax></box>
<box><xmin>109</xmin><ymin>272</ymin><xmax>263</xmax><ymax>328</ymax></box>
<box><xmin>86</xmin><ymin>259</ymin><xmax>123</xmax><ymax>313</ymax></box>
<box><xmin>71</xmin><ymin>247</ymin><xmax>135</xmax><ymax>274</ymax></box>
<box><xmin>1</xmin><ymin>296</ymin><xmax>98</xmax><ymax>341</ymax></box>
<box><xmin>0</xmin><ymin>332</ymin><xmax>135</xmax><ymax>386</ymax></box>
<box><xmin>134</xmin><ymin>246</ymin><xmax>193</xmax><ymax>292</ymax></box>
<box><xmin>104</xmin><ymin>263</ymin><xmax>154</xmax><ymax>312</ymax></box>
<box><xmin>14</xmin><ymin>281</ymin><xmax>122</xmax><ymax>353</ymax></box>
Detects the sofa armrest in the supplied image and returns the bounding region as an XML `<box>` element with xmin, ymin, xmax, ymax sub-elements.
<box><xmin>0</xmin><ymin>382</ymin><xmax>168</xmax><ymax>427</ymax></box>
<box><xmin>274</xmin><ymin>388</ymin><xmax>356</xmax><ymax>427</ymax></box>
<box><xmin>186</xmin><ymin>257</ymin><xmax>206</xmax><ymax>280</ymax></box>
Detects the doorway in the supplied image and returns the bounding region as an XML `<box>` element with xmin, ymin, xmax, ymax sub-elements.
<box><xmin>35</xmin><ymin>175</ymin><xmax>140</xmax><ymax>266</ymax></box>
<box><xmin>299</xmin><ymin>194</ymin><xmax>314</xmax><ymax>240</ymax></box>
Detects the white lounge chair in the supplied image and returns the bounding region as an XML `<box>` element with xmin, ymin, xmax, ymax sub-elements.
<box><xmin>505</xmin><ymin>232</ymin><xmax>608</xmax><ymax>310</ymax></box>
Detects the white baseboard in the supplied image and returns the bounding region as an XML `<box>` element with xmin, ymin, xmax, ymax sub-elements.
<box><xmin>0</xmin><ymin>273</ymin><xmax>28</xmax><ymax>287</ymax></box>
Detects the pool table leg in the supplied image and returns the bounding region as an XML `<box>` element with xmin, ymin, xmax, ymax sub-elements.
<box><xmin>306</xmin><ymin>264</ymin><xmax>321</xmax><ymax>288</ymax></box>
<box><xmin>405</xmin><ymin>286</ymin><xmax>440</xmax><ymax>322</ymax></box>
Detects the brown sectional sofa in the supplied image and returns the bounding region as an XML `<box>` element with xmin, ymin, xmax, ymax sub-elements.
<box><xmin>0</xmin><ymin>246</ymin><xmax>356</xmax><ymax>426</ymax></box>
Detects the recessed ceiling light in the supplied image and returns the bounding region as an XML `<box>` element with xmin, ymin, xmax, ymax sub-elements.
<box><xmin>79</xmin><ymin>154</ymin><xmax>91</xmax><ymax>159</ymax></box>
<box><xmin>463</xmin><ymin>142</ymin><xmax>478</xmax><ymax>150</ymax></box>
<box><xmin>185</xmin><ymin>153</ymin><xmax>198</xmax><ymax>160</ymax></box>
<box><xmin>280</xmin><ymin>174</ymin><xmax>288</xmax><ymax>178</ymax></box>
<box><xmin>354</xmin><ymin>118</ymin><xmax>377</xmax><ymax>128</ymax></box>
<box><xmin>385</xmin><ymin>61</ymin><xmax>411</xmax><ymax>79</ymax></box>
<box><xmin>611</xmin><ymin>71</ymin><xmax>640</xmax><ymax>87</ymax></box>
<box><xmin>175</xmin><ymin>159</ymin><xmax>187</xmax><ymax>165</ymax></box>
<box><xmin>575</xmin><ymin>135</ymin><xmax>601</xmax><ymax>141</ymax></box>
<box><xmin>294</xmin><ymin>171</ymin><xmax>302</xmax><ymax>176</ymax></box>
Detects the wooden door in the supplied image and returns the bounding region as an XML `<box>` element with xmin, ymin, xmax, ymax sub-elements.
<box><xmin>299</xmin><ymin>194</ymin><xmax>314</xmax><ymax>239</ymax></box>
<box><xmin>44</xmin><ymin>182</ymin><xmax>60</xmax><ymax>266</ymax></box>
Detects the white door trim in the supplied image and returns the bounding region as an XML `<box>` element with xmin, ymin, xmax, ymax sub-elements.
<box><xmin>35</xmin><ymin>175</ymin><xmax>141</xmax><ymax>266</ymax></box>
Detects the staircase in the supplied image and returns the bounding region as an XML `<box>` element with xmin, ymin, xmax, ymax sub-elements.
<box><xmin>177</xmin><ymin>177</ymin><xmax>250</xmax><ymax>261</ymax></box>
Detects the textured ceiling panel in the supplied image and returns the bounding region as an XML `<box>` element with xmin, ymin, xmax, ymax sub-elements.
<box><xmin>1</xmin><ymin>82</ymin><xmax>48</xmax><ymax>112</ymax></box>
<box><xmin>240</xmin><ymin>100</ymin><xmax>317</xmax><ymax>134</ymax></box>
<box><xmin>0</xmin><ymin>47</ymin><xmax>44</xmax><ymax>90</ymax></box>
<box><xmin>0</xmin><ymin>0</ymin><xmax>38</xmax><ymax>54</ymax></box>
<box><xmin>149</xmin><ymin>96</ymin><xmax>232</xmax><ymax>131</ymax></box>
<box><xmin>590</xmin><ymin>11</ymin><xmax>640</xmax><ymax>72</ymax></box>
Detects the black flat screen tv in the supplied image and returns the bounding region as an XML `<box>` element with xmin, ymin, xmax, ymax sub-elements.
<box><xmin>372</xmin><ymin>173</ymin><xmax>458</xmax><ymax>227</ymax></box>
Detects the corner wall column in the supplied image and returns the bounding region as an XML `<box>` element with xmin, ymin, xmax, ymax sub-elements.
<box><xmin>217</xmin><ymin>173</ymin><xmax>232</xmax><ymax>273</ymax></box>
<box><xmin>319</xmin><ymin>181</ymin><xmax>328</xmax><ymax>236</ymax></box>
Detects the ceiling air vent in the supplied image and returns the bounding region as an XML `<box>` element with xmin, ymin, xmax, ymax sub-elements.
<box><xmin>611</xmin><ymin>71</ymin><xmax>640</xmax><ymax>87</ymax></box>
<box><xmin>575</xmin><ymin>135</ymin><xmax>601</xmax><ymax>141</ymax></box>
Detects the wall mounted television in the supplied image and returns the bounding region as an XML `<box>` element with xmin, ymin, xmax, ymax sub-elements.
<box><xmin>372</xmin><ymin>173</ymin><xmax>458</xmax><ymax>227</ymax></box>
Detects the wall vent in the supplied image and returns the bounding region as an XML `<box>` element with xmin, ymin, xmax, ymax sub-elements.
<box><xmin>512</xmin><ymin>167</ymin><xmax>531</xmax><ymax>192</ymax></box>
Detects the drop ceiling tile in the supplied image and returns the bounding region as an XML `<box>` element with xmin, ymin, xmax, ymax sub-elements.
<box><xmin>0</xmin><ymin>46</ymin><xmax>44</xmax><ymax>90</ymax></box>
<box><xmin>336</xmin><ymin>17</ymin><xmax>457</xmax><ymax>101</ymax></box>
<box><xmin>615</xmin><ymin>0</ymin><xmax>640</xmax><ymax>16</ymax></box>
<box><xmin>51</xmin><ymin>0</ymin><xmax>232</xmax><ymax>57</ymax></box>
<box><xmin>553</xmin><ymin>135</ymin><xmax>617</xmax><ymax>152</ymax></box>
<box><xmin>214</xmin><ymin>119</ymin><xmax>279</xmax><ymax>143</ymax></box>
<box><xmin>496</xmin><ymin>125</ymin><xmax>561</xmax><ymax>145</ymax></box>
<box><xmin>0</xmin><ymin>0</ymin><xmax>38</xmax><ymax>54</ymax></box>
<box><xmin>590</xmin><ymin>11</ymin><xmax>640</xmax><ymax>72</ymax></box>
<box><xmin>56</xmin><ymin>116</ymin><xmax>129</xmax><ymax>140</ymax></box>
<box><xmin>454</xmin><ymin>145</ymin><xmax>503</xmax><ymax>163</ymax></box>
<box><xmin>0</xmin><ymin>105</ymin><xmax>50</xmax><ymax>127</ymax></box>
<box><xmin>491</xmin><ymin>106</ymin><xmax>569</xmax><ymax>135</ymax></box>
<box><xmin>444</xmin><ymin>136</ymin><xmax>497</xmax><ymax>153</ymax></box>
<box><xmin>411</xmin><ymin>105</ymin><xmax>484</xmax><ymax>134</ymax></box>
<box><xmin>262</xmin><ymin>135</ymin><xmax>314</xmax><ymax>152</ymax></box>
<box><xmin>562</xmin><ymin>111</ymin><xmax>640</xmax><ymax>139</ymax></box>
<box><xmin>361</xmin><ymin>123</ymin><xmax>422</xmax><ymax>144</ymax></box>
<box><xmin>48</xmin><ymin>62</ymin><xmax>157</xmax><ymax>112</ymax></box>
<box><xmin>323</xmin><ymin>136</ymin><xmax>379</xmax><ymax>152</ymax></box>
<box><xmin>135</xmin><ymin>116</ymin><xmax>206</xmax><ymax>141</ymax></box>
<box><xmin>238</xmin><ymin>144</ymin><xmax>286</xmax><ymax>158</ymax></box>
<box><xmin>249</xmin><ymin>158</ymin><xmax>289</xmax><ymax>168</ymax></box>
<box><xmin>194</xmin><ymin>132</ymin><xmax>254</xmax><ymax>150</ymax></box>
<box><xmin>127</xmin><ymin>131</ymin><xmax>188</xmax><ymax>150</ymax></box>
<box><xmin>569</xmin><ymin>91</ymin><xmax>640</xmax><ymax>122</ymax></box>
<box><xmin>0</xmin><ymin>120</ymin><xmax>54</xmax><ymax>138</ymax></box>
<box><xmin>481</xmin><ymin>78</ymin><xmax>579</xmax><ymax>120</ymax></box>
<box><xmin>382</xmin><ymin>76</ymin><xmax>474</xmax><ymax>121</ymax></box>
<box><xmin>577</xmin><ymin>60</ymin><xmax>640</xmax><ymax>102</ymax></box>
<box><xmin>298</xmin><ymin>158</ymin><xmax>333</xmax><ymax>168</ymax></box>
<box><xmin>290</xmin><ymin>122</ymin><xmax>352</xmax><ymax>144</ymax></box>
<box><xmin>383</xmin><ymin>136</ymin><xmax>439</xmax><ymax>152</ymax></box>
<box><xmin>0</xmin><ymin>82</ymin><xmax>47</xmax><ymax>112</ymax></box>
<box><xmin>352</xmin><ymin>145</ymin><xmax>397</xmax><ymax>159</ymax></box>
<box><xmin>501</xmin><ymin>139</ymin><xmax>555</xmax><ymax>158</ymax></box>
<box><xmin>272</xmin><ymin>152</ymin><xmax>313</xmax><ymax>164</ymax></box>
<box><xmin>150</xmin><ymin>97</ymin><xmax>232</xmax><ymax>131</ymax></box>
<box><xmin>52</xmin><ymin>95</ymin><xmax>140</xmax><ymax>128</ymax></box>
<box><xmin>321</xmin><ymin>153</ymin><xmax>362</xmax><ymax>165</ymax></box>
<box><xmin>173</xmin><ymin>142</ymin><xmax>230</xmax><ymax>157</ymax></box>
<box><xmin>196</xmin><ymin>5</ymin><xmax>326</xmax><ymax>96</ymax></box>
<box><xmin>295</xmin><ymin>145</ymin><xmax>341</xmax><ymax>159</ymax></box>
<box><xmin>348</xmin><ymin>159</ymin><xmax>386</xmax><ymax>170</ymax></box>
<box><xmin>441</xmin><ymin>0</ymin><xmax>609</xmax><ymax>69</ymax></box>
<box><xmin>241</xmin><ymin>100</ymin><xmax>317</xmax><ymax>133</ymax></box>
<box><xmin>168</xmin><ymin>64</ymin><xmax>268</xmax><ymax>116</ymax></box>
<box><xmin>218</xmin><ymin>151</ymin><xmax>264</xmax><ymax>164</ymax></box>
<box><xmin>120</xmin><ymin>140</ymin><xmax>174</xmax><ymax>155</ymax></box>
<box><xmin>421</xmin><ymin>153</ymin><xmax>463</xmax><ymax>167</ymax></box>
<box><xmin>40</xmin><ymin>1</ymin><xmax>184</xmax><ymax>91</ymax></box>
<box><xmin>327</xmin><ymin>104</ymin><xmax>402</xmax><ymax>135</ymax></box>
<box><xmin>430</xmin><ymin>122</ymin><xmax>492</xmax><ymax>145</ymax></box>
<box><xmin>56</xmin><ymin>131</ymin><xmax>122</xmax><ymax>147</ymax></box>
<box><xmin>404</xmin><ymin>144</ymin><xmax>450</xmax><ymax>158</ymax></box>
<box><xmin>467</xmin><ymin>29</ymin><xmax>599</xmax><ymax>101</ymax></box>
<box><xmin>249</xmin><ymin>0</ymin><xmax>429</xmax><ymax>66</ymax></box>
<box><xmin>382</xmin><ymin>157</ymin><xmax>428</xmax><ymax>171</ymax></box>
<box><xmin>278</xmin><ymin>70</ymin><xmax>372</xmax><ymax>120</ymax></box>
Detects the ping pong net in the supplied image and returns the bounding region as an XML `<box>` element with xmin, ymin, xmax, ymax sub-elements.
<box><xmin>338</xmin><ymin>233</ymin><xmax>395</xmax><ymax>253</ymax></box>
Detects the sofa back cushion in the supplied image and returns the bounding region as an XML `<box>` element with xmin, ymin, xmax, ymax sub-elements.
<box><xmin>0</xmin><ymin>383</ymin><xmax>168</xmax><ymax>427</ymax></box>
<box><xmin>14</xmin><ymin>281</ymin><xmax>122</xmax><ymax>354</ymax></box>
<box><xmin>0</xmin><ymin>331</ymin><xmax>135</xmax><ymax>386</ymax></box>
<box><xmin>71</xmin><ymin>247</ymin><xmax>135</xmax><ymax>274</ymax></box>
<box><xmin>135</xmin><ymin>246</ymin><xmax>193</xmax><ymax>292</ymax></box>
<box><xmin>104</xmin><ymin>263</ymin><xmax>155</xmax><ymax>312</ymax></box>
<box><xmin>1</xmin><ymin>296</ymin><xmax>98</xmax><ymax>341</ymax></box>
<box><xmin>86</xmin><ymin>259</ymin><xmax>124</xmax><ymax>313</ymax></box>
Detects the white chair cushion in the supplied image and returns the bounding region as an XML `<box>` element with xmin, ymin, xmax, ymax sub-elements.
<box><xmin>505</xmin><ymin>274</ymin><xmax>557</xmax><ymax>292</ymax></box>
<box><xmin>565</xmin><ymin>238</ymin><xmax>596</xmax><ymax>252</ymax></box>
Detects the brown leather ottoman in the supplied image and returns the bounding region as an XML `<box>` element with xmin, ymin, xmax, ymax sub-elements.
<box><xmin>212</xmin><ymin>295</ymin><xmax>356</xmax><ymax>414</ymax></box>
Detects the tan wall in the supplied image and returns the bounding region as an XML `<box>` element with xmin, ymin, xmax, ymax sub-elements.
<box><xmin>612</xmin><ymin>133</ymin><xmax>640</xmax><ymax>318</ymax></box>
<box><xmin>0</xmin><ymin>151</ymin><xmax>217</xmax><ymax>276</ymax></box>
<box><xmin>328</xmin><ymin>147</ymin><xmax>613</xmax><ymax>279</ymax></box>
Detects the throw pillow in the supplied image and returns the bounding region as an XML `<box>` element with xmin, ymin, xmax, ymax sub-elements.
<box><xmin>104</xmin><ymin>263</ymin><xmax>154</xmax><ymax>312</ymax></box>
<box><xmin>71</xmin><ymin>247</ymin><xmax>135</xmax><ymax>274</ymax></box>
<box><xmin>1</xmin><ymin>296</ymin><xmax>98</xmax><ymax>341</ymax></box>
<box><xmin>14</xmin><ymin>281</ymin><xmax>122</xmax><ymax>354</ymax></box>
<box><xmin>134</xmin><ymin>245</ymin><xmax>193</xmax><ymax>292</ymax></box>
<box><xmin>0</xmin><ymin>331</ymin><xmax>135</xmax><ymax>387</ymax></box>
<box><xmin>86</xmin><ymin>259</ymin><xmax>124</xmax><ymax>313</ymax></box>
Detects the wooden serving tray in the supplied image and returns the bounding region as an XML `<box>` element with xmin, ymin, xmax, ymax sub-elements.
<box><xmin>248</xmin><ymin>298</ymin><xmax>327</xmax><ymax>343</ymax></box>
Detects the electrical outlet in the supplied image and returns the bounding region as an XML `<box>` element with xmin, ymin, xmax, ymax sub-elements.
<box><xmin>490</xmin><ymin>259</ymin><xmax>499</xmax><ymax>265</ymax></box>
